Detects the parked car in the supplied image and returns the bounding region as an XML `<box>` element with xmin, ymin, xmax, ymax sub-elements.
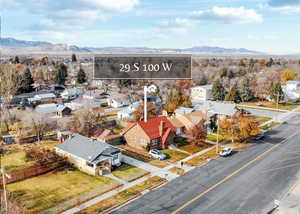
<box><xmin>219</xmin><ymin>147</ymin><xmax>233</xmax><ymax>157</ymax></box>
<box><xmin>149</xmin><ymin>149</ymin><xmax>167</xmax><ymax>160</ymax></box>
<box><xmin>255</xmin><ymin>133</ymin><xmax>265</xmax><ymax>140</ymax></box>
<box><xmin>256</xmin><ymin>104</ymin><xmax>266</xmax><ymax>107</ymax></box>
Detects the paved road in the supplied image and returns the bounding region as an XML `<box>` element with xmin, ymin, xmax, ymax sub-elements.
<box><xmin>112</xmin><ymin>116</ymin><xmax>300</xmax><ymax>214</ymax></box>
<box><xmin>243</xmin><ymin>107</ymin><xmax>283</xmax><ymax>119</ymax></box>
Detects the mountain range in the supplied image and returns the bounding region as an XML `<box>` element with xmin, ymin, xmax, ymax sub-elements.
<box><xmin>0</xmin><ymin>37</ymin><xmax>265</xmax><ymax>55</ymax></box>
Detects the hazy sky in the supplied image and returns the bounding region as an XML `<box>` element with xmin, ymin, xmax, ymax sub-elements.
<box><xmin>1</xmin><ymin>0</ymin><xmax>300</xmax><ymax>54</ymax></box>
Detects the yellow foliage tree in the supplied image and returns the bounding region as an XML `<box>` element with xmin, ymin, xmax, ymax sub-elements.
<box><xmin>281</xmin><ymin>69</ymin><xmax>297</xmax><ymax>84</ymax></box>
<box><xmin>220</xmin><ymin>115</ymin><xmax>260</xmax><ymax>142</ymax></box>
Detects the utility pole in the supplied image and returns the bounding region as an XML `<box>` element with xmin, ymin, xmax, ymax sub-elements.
<box><xmin>275</xmin><ymin>92</ymin><xmax>280</xmax><ymax>122</ymax></box>
<box><xmin>216</xmin><ymin>114</ymin><xmax>220</xmax><ymax>154</ymax></box>
<box><xmin>1</xmin><ymin>167</ymin><xmax>8</xmax><ymax>212</ymax></box>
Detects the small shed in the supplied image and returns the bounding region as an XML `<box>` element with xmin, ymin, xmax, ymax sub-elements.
<box><xmin>56</xmin><ymin>106</ymin><xmax>72</xmax><ymax>118</ymax></box>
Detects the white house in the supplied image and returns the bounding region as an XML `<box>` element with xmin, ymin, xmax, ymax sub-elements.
<box><xmin>28</xmin><ymin>93</ymin><xmax>56</xmax><ymax>103</ymax></box>
<box><xmin>107</xmin><ymin>95</ymin><xmax>131</xmax><ymax>108</ymax></box>
<box><xmin>61</xmin><ymin>88</ymin><xmax>83</xmax><ymax>100</ymax></box>
<box><xmin>117</xmin><ymin>102</ymin><xmax>140</xmax><ymax>120</ymax></box>
<box><xmin>282</xmin><ymin>80</ymin><xmax>300</xmax><ymax>100</ymax></box>
<box><xmin>191</xmin><ymin>85</ymin><xmax>213</xmax><ymax>103</ymax></box>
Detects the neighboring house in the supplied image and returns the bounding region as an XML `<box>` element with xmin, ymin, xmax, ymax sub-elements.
<box><xmin>91</xmin><ymin>80</ymin><xmax>104</xmax><ymax>88</ymax></box>
<box><xmin>36</xmin><ymin>104</ymin><xmax>72</xmax><ymax>117</ymax></box>
<box><xmin>107</xmin><ymin>95</ymin><xmax>131</xmax><ymax>108</ymax></box>
<box><xmin>194</xmin><ymin>101</ymin><xmax>239</xmax><ymax>119</ymax></box>
<box><xmin>61</xmin><ymin>88</ymin><xmax>83</xmax><ymax>100</ymax></box>
<box><xmin>190</xmin><ymin>84</ymin><xmax>213</xmax><ymax>103</ymax></box>
<box><xmin>282</xmin><ymin>81</ymin><xmax>300</xmax><ymax>100</ymax></box>
<box><xmin>169</xmin><ymin>111</ymin><xmax>205</xmax><ymax>135</ymax></box>
<box><xmin>117</xmin><ymin>102</ymin><xmax>140</xmax><ymax>120</ymax></box>
<box><xmin>93</xmin><ymin>129</ymin><xmax>124</xmax><ymax>145</ymax></box>
<box><xmin>28</xmin><ymin>93</ymin><xmax>56</xmax><ymax>103</ymax></box>
<box><xmin>56</xmin><ymin>106</ymin><xmax>72</xmax><ymax>118</ymax></box>
<box><xmin>57</xmin><ymin>130</ymin><xmax>72</xmax><ymax>143</ymax></box>
<box><xmin>174</xmin><ymin>107</ymin><xmax>194</xmax><ymax>116</ymax></box>
<box><xmin>55</xmin><ymin>134</ymin><xmax>122</xmax><ymax>176</ymax></box>
<box><xmin>122</xmin><ymin>116</ymin><xmax>176</xmax><ymax>150</ymax></box>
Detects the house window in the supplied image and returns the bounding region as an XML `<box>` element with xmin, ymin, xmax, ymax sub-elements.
<box><xmin>139</xmin><ymin>139</ymin><xmax>147</xmax><ymax>145</ymax></box>
<box><xmin>86</xmin><ymin>162</ymin><xmax>94</xmax><ymax>168</ymax></box>
<box><xmin>152</xmin><ymin>138</ymin><xmax>159</xmax><ymax>146</ymax></box>
<box><xmin>112</xmin><ymin>154</ymin><xmax>118</xmax><ymax>161</ymax></box>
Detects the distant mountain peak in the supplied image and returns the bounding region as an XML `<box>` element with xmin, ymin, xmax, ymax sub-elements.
<box><xmin>0</xmin><ymin>37</ymin><xmax>264</xmax><ymax>55</ymax></box>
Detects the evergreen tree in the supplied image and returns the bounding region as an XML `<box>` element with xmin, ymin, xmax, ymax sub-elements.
<box><xmin>118</xmin><ymin>79</ymin><xmax>132</xmax><ymax>88</ymax></box>
<box><xmin>22</xmin><ymin>68</ymin><xmax>34</xmax><ymax>93</ymax></box>
<box><xmin>266</xmin><ymin>58</ymin><xmax>274</xmax><ymax>67</ymax></box>
<box><xmin>55</xmin><ymin>63</ymin><xmax>68</xmax><ymax>85</ymax></box>
<box><xmin>17</xmin><ymin>68</ymin><xmax>34</xmax><ymax>94</ymax></box>
<box><xmin>77</xmin><ymin>67</ymin><xmax>86</xmax><ymax>84</ymax></box>
<box><xmin>239</xmin><ymin>79</ymin><xmax>254</xmax><ymax>102</ymax></box>
<box><xmin>269</xmin><ymin>82</ymin><xmax>284</xmax><ymax>102</ymax></box>
<box><xmin>211</xmin><ymin>79</ymin><xmax>226</xmax><ymax>101</ymax></box>
<box><xmin>72</xmin><ymin>53</ymin><xmax>77</xmax><ymax>62</ymax></box>
<box><xmin>14</xmin><ymin>56</ymin><xmax>20</xmax><ymax>64</ymax></box>
<box><xmin>225</xmin><ymin>88</ymin><xmax>240</xmax><ymax>102</ymax></box>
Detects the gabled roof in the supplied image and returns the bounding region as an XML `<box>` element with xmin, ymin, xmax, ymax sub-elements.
<box><xmin>55</xmin><ymin>134</ymin><xmax>120</xmax><ymax>164</ymax></box>
<box><xmin>194</xmin><ymin>102</ymin><xmax>237</xmax><ymax>116</ymax></box>
<box><xmin>137</xmin><ymin>116</ymin><xmax>176</xmax><ymax>139</ymax></box>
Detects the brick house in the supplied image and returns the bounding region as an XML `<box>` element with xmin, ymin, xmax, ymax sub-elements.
<box><xmin>122</xmin><ymin>116</ymin><xmax>176</xmax><ymax>150</ymax></box>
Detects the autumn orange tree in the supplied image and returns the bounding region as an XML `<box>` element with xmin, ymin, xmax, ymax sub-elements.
<box><xmin>220</xmin><ymin>115</ymin><xmax>260</xmax><ymax>142</ymax></box>
<box><xmin>186</xmin><ymin>120</ymin><xmax>207</xmax><ymax>146</ymax></box>
<box><xmin>133</xmin><ymin>103</ymin><xmax>157</xmax><ymax>121</ymax></box>
<box><xmin>164</xmin><ymin>88</ymin><xmax>192</xmax><ymax>114</ymax></box>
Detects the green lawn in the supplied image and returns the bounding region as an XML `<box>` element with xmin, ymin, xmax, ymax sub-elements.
<box><xmin>185</xmin><ymin>148</ymin><xmax>219</xmax><ymax>167</ymax></box>
<box><xmin>77</xmin><ymin>176</ymin><xmax>167</xmax><ymax>214</ymax></box>
<box><xmin>0</xmin><ymin>122</ymin><xmax>8</xmax><ymax>134</ymax></box>
<box><xmin>174</xmin><ymin>136</ymin><xmax>211</xmax><ymax>154</ymax></box>
<box><xmin>121</xmin><ymin>147</ymin><xmax>189</xmax><ymax>168</ymax></box>
<box><xmin>261</xmin><ymin>122</ymin><xmax>280</xmax><ymax>130</ymax></box>
<box><xmin>112</xmin><ymin>164</ymin><xmax>148</xmax><ymax>182</ymax></box>
<box><xmin>8</xmin><ymin>170</ymin><xmax>118</xmax><ymax>214</ymax></box>
<box><xmin>169</xmin><ymin>167</ymin><xmax>185</xmax><ymax>175</ymax></box>
<box><xmin>1</xmin><ymin>150</ymin><xmax>36</xmax><ymax>174</ymax></box>
<box><xmin>207</xmin><ymin>133</ymin><xmax>227</xmax><ymax>142</ymax></box>
<box><xmin>239</xmin><ymin>102</ymin><xmax>300</xmax><ymax>111</ymax></box>
<box><xmin>255</xmin><ymin>116</ymin><xmax>272</xmax><ymax>124</ymax></box>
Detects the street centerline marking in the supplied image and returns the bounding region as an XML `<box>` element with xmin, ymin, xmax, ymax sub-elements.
<box><xmin>171</xmin><ymin>129</ymin><xmax>300</xmax><ymax>214</ymax></box>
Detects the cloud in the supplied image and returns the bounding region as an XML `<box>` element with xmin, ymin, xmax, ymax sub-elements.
<box><xmin>0</xmin><ymin>0</ymin><xmax>21</xmax><ymax>8</ymax></box>
<box><xmin>82</xmin><ymin>0</ymin><xmax>139</xmax><ymax>12</ymax></box>
<box><xmin>1</xmin><ymin>0</ymin><xmax>139</xmax><ymax>25</ymax></box>
<box><xmin>267</xmin><ymin>0</ymin><xmax>300</xmax><ymax>13</ymax></box>
<box><xmin>156</xmin><ymin>18</ymin><xmax>199</xmax><ymax>35</ymax></box>
<box><xmin>192</xmin><ymin>7</ymin><xmax>263</xmax><ymax>24</ymax></box>
<box><xmin>268</xmin><ymin>0</ymin><xmax>300</xmax><ymax>7</ymax></box>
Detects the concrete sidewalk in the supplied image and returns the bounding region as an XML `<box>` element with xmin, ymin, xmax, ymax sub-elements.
<box><xmin>61</xmin><ymin>175</ymin><xmax>151</xmax><ymax>214</ymax></box>
<box><xmin>276</xmin><ymin>180</ymin><xmax>300</xmax><ymax>214</ymax></box>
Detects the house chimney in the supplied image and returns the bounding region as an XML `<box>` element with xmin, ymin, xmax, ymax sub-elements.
<box><xmin>159</xmin><ymin>120</ymin><xmax>164</xmax><ymax>137</ymax></box>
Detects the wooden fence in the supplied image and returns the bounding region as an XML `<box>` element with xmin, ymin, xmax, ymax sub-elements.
<box><xmin>0</xmin><ymin>161</ymin><xmax>66</xmax><ymax>185</ymax></box>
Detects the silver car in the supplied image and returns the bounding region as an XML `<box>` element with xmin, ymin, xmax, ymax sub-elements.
<box><xmin>219</xmin><ymin>147</ymin><xmax>233</xmax><ymax>157</ymax></box>
<box><xmin>149</xmin><ymin>149</ymin><xmax>167</xmax><ymax>160</ymax></box>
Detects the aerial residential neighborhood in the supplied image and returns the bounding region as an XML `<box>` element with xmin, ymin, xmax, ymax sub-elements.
<box><xmin>1</xmin><ymin>53</ymin><xmax>300</xmax><ymax>214</ymax></box>
<box><xmin>1</xmin><ymin>0</ymin><xmax>300</xmax><ymax>214</ymax></box>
